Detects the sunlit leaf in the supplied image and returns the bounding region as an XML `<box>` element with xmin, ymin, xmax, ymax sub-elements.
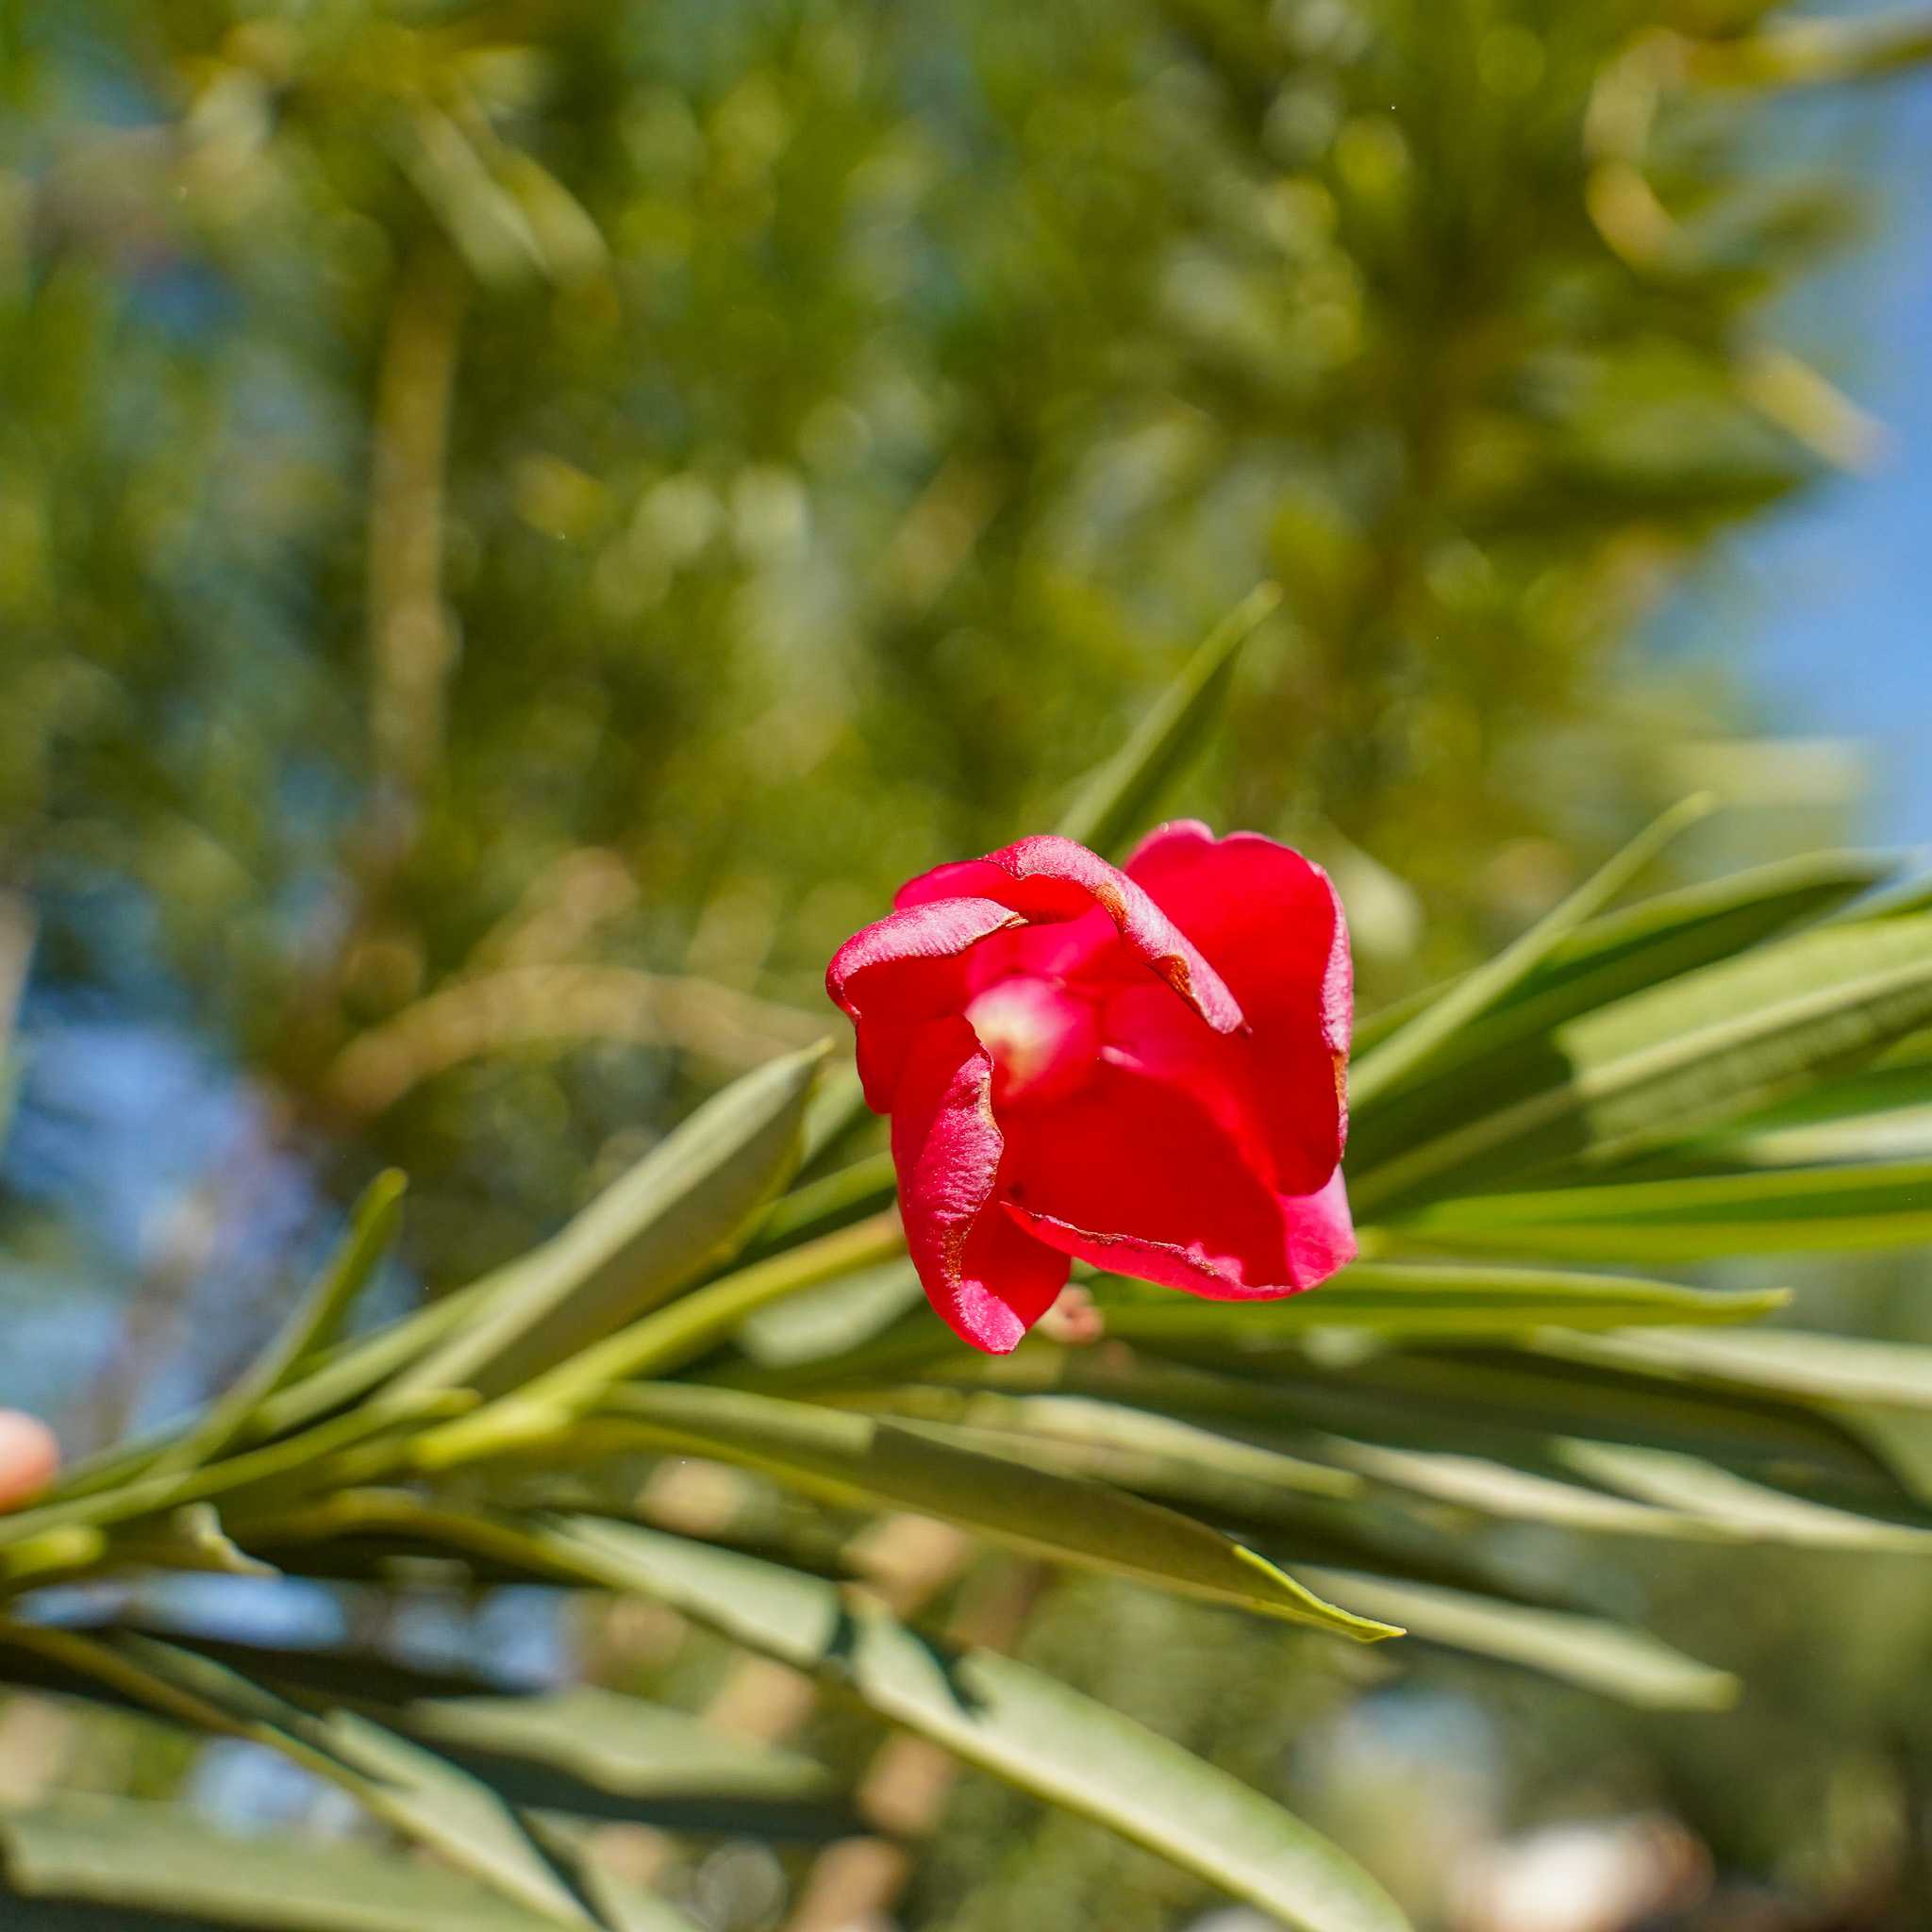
<box><xmin>1291</xmin><ymin>1570</ymin><xmax>1738</xmax><ymax>1709</ymax></box>
<box><xmin>1392</xmin><ymin>1162</ymin><xmax>1932</xmax><ymax>1261</ymax></box>
<box><xmin>1352</xmin><ymin>795</ymin><xmax>1712</xmax><ymax>1108</ymax></box>
<box><xmin>153</xmin><ymin>1173</ymin><xmax>408</xmax><ymax>1478</ymax></box>
<box><xmin>592</xmin><ymin>1383</ymin><xmax>1398</xmax><ymax>1641</ymax></box>
<box><xmin>1354</xmin><ymin>914</ymin><xmax>1932</xmax><ymax>1211</ymax></box>
<box><xmin>398</xmin><ymin>1040</ymin><xmax>831</xmax><ymax>1400</ymax></box>
<box><xmin>1056</xmin><ymin>582</ymin><xmax>1282</xmax><ymax>858</ymax></box>
<box><xmin>550</xmin><ymin>1519</ymin><xmax>1412</xmax><ymax>1932</ymax></box>
<box><xmin>0</xmin><ymin>1627</ymin><xmax>611</xmax><ymax>1928</ymax></box>
<box><xmin>1</xmin><ymin>1798</ymin><xmax>575</xmax><ymax>1932</ymax></box>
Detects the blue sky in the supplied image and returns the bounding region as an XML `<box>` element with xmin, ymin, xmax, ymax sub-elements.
<box><xmin>1697</xmin><ymin>76</ymin><xmax>1932</xmax><ymax>844</ymax></box>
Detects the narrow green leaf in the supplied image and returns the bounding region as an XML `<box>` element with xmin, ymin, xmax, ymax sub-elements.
<box><xmin>13</xmin><ymin>1630</ymin><xmax>509</xmax><ymax>1711</ymax></box>
<box><xmin>1352</xmin><ymin>795</ymin><xmax>1713</xmax><ymax>1108</ymax></box>
<box><xmin>733</xmin><ymin>1258</ymin><xmax>925</xmax><ymax>1365</ymax></box>
<box><xmin>946</xmin><ymin>1340</ymin><xmax>1894</xmax><ymax>1494</ymax></box>
<box><xmin>1501</xmin><ymin>851</ymin><xmax>1894</xmax><ymax>1019</ymax></box>
<box><xmin>1350</xmin><ymin>850</ymin><xmax>1890</xmax><ymax>1060</ymax></box>
<box><xmin>1534</xmin><ymin>1326</ymin><xmax>1932</xmax><ymax>1411</ymax></box>
<box><xmin>593</xmin><ymin>1382</ymin><xmax>1398</xmax><ymax>1641</ymax></box>
<box><xmin>1392</xmin><ymin>1162</ymin><xmax>1932</xmax><ymax>1261</ymax></box>
<box><xmin>404</xmin><ymin>1687</ymin><xmax>834</xmax><ymax>1804</ymax></box>
<box><xmin>1348</xmin><ymin>855</ymin><xmax>1902</xmax><ymax>1175</ymax></box>
<box><xmin>1313</xmin><ymin>1440</ymin><xmax>1732</xmax><ymax>1540</ymax></box>
<box><xmin>1832</xmin><ymin>865</ymin><xmax>1932</xmax><ymax>921</ymax></box>
<box><xmin>1685</xmin><ymin>1031</ymin><xmax>1932</xmax><ymax>1162</ymax></box>
<box><xmin>742</xmin><ymin>1150</ymin><xmax>898</xmax><ymax>1259</ymax></box>
<box><xmin>153</xmin><ymin>1173</ymin><xmax>408</xmax><ymax>1479</ymax></box>
<box><xmin>247</xmin><ymin>1274</ymin><xmax>499</xmax><ymax>1441</ymax></box>
<box><xmin>831</xmin><ymin>1390</ymin><xmax>1573</xmax><ymax>1601</ymax></box>
<box><xmin>1554</xmin><ymin>1440</ymin><xmax>1932</xmax><ymax>1550</ymax></box>
<box><xmin>1099</xmin><ymin>1263</ymin><xmax>1789</xmax><ymax>1342</ymax></box>
<box><xmin>846</xmin><ymin>1605</ymin><xmax>1407</xmax><ymax>1928</ymax></box>
<box><xmin>1</xmin><ymin>1620</ymin><xmax>839</xmax><ymax>1827</ymax></box>
<box><xmin>708</xmin><ymin>1263</ymin><xmax>1783</xmax><ymax>1408</ymax></box>
<box><xmin>1057</xmin><ymin>582</ymin><xmax>1282</xmax><ymax>857</ymax></box>
<box><xmin>1353</xmin><ymin>914</ymin><xmax>1932</xmax><ymax>1212</ymax></box>
<box><xmin>551</xmin><ymin>1519</ymin><xmax>1411</xmax><ymax>1932</ymax></box>
<box><xmin>195</xmin><ymin>1499</ymin><xmax>1407</xmax><ymax>1932</ymax></box>
<box><xmin>1</xmin><ymin>1798</ymin><xmax>570</xmax><ymax>1932</ymax></box>
<box><xmin>397</xmin><ymin>1039</ymin><xmax>831</xmax><ymax>1401</ymax></box>
<box><xmin>0</xmin><ymin>1626</ymin><xmax>608</xmax><ymax>1928</ymax></box>
<box><xmin>856</xmin><ymin>1391</ymin><xmax>1361</xmax><ymax>1501</ymax></box>
<box><xmin>838</xmin><ymin>1367</ymin><xmax>1932</xmax><ymax>1554</ymax></box>
<box><xmin>1314</xmin><ymin>1427</ymin><xmax>1932</xmax><ymax>1551</ymax></box>
<box><xmin>1290</xmin><ymin>1569</ymin><xmax>1738</xmax><ymax>1709</ymax></box>
<box><xmin>412</xmin><ymin>1211</ymin><xmax>908</xmax><ymax>1471</ymax></box>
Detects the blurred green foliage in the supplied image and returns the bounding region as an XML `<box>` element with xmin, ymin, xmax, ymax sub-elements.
<box><xmin>1</xmin><ymin>0</ymin><xmax>1875</xmax><ymax>1282</ymax></box>
<box><xmin>2</xmin><ymin>2</ymin><xmax>1929</xmax><ymax>1928</ymax></box>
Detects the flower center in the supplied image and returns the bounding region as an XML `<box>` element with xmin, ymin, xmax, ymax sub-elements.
<box><xmin>963</xmin><ymin>974</ymin><xmax>1100</xmax><ymax>1108</ymax></box>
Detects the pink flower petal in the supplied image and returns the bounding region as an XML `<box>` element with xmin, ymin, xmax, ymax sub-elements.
<box><xmin>1124</xmin><ymin>821</ymin><xmax>1351</xmax><ymax>1187</ymax></box>
<box><xmin>1002</xmin><ymin>1061</ymin><xmax>1356</xmax><ymax>1298</ymax></box>
<box><xmin>897</xmin><ymin>835</ymin><xmax>1243</xmax><ymax>1036</ymax></box>
<box><xmin>891</xmin><ymin>1017</ymin><xmax>1071</xmax><ymax>1352</ymax></box>
<box><xmin>827</xmin><ymin>896</ymin><xmax>1024</xmax><ymax>1110</ymax></box>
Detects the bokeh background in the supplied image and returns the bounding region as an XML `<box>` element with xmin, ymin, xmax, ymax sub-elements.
<box><xmin>3</xmin><ymin>3</ymin><xmax>1931</xmax><ymax>1928</ymax></box>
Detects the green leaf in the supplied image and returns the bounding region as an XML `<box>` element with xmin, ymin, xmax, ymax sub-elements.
<box><xmin>404</xmin><ymin>1687</ymin><xmax>835</xmax><ymax>1805</ymax></box>
<box><xmin>954</xmin><ymin>1341</ymin><xmax>1893</xmax><ymax>1497</ymax></box>
<box><xmin>15</xmin><ymin>1630</ymin><xmax>511</xmax><ymax>1710</ymax></box>
<box><xmin>1352</xmin><ymin>913</ymin><xmax>1932</xmax><ymax>1212</ymax></box>
<box><xmin>1685</xmin><ymin>1032</ymin><xmax>1932</xmax><ymax>1162</ymax></box>
<box><xmin>397</xmin><ymin>1039</ymin><xmax>831</xmax><ymax>1401</ymax></box>
<box><xmin>1533</xmin><ymin>1326</ymin><xmax>1932</xmax><ymax>1411</ymax></box>
<box><xmin>845</xmin><ymin>1606</ymin><xmax>1407</xmax><ymax>1925</ymax></box>
<box><xmin>1290</xmin><ymin>1570</ymin><xmax>1738</xmax><ymax>1709</ymax></box>
<box><xmin>204</xmin><ymin>1500</ymin><xmax>1407</xmax><ymax>1930</ymax></box>
<box><xmin>43</xmin><ymin>1176</ymin><xmax>417</xmax><ymax>1505</ymax></box>
<box><xmin>1097</xmin><ymin>1262</ymin><xmax>1789</xmax><ymax>1341</ymax></box>
<box><xmin>843</xmin><ymin>1371</ymin><xmax>1932</xmax><ymax>1556</ymax></box>
<box><xmin>550</xmin><ymin>1518</ymin><xmax>1412</xmax><ymax>1932</ymax></box>
<box><xmin>850</xmin><ymin>1390</ymin><xmax>1361</xmax><ymax>1501</ymax></box>
<box><xmin>0</xmin><ymin>1620</ymin><xmax>841</xmax><ymax>1830</ymax></box>
<box><xmin>741</xmin><ymin>1150</ymin><xmax>898</xmax><ymax>1260</ymax></box>
<box><xmin>1348</xmin><ymin>854</ymin><xmax>1900</xmax><ymax>1179</ymax></box>
<box><xmin>1391</xmin><ymin>1162</ymin><xmax>1932</xmax><ymax>1261</ymax></box>
<box><xmin>733</xmin><ymin>1258</ymin><xmax>924</xmax><ymax>1366</ymax></box>
<box><xmin>830</xmin><ymin>1388</ymin><xmax>1578</xmax><ymax>1601</ymax></box>
<box><xmin>709</xmin><ymin>1263</ymin><xmax>1782</xmax><ymax>1406</ymax></box>
<box><xmin>1352</xmin><ymin>795</ymin><xmax>1713</xmax><ymax>1108</ymax></box>
<box><xmin>1056</xmin><ymin>582</ymin><xmax>1282</xmax><ymax>858</ymax></box>
<box><xmin>152</xmin><ymin>1173</ymin><xmax>408</xmax><ymax>1479</ymax></box>
<box><xmin>1310</xmin><ymin>1439</ymin><xmax>1733</xmax><ymax>1540</ymax></box>
<box><xmin>411</xmin><ymin>1211</ymin><xmax>908</xmax><ymax>1470</ymax></box>
<box><xmin>1552</xmin><ymin>1440</ymin><xmax>1932</xmax><ymax>1551</ymax></box>
<box><xmin>592</xmin><ymin>1382</ymin><xmax>1398</xmax><ymax>1641</ymax></box>
<box><xmin>1</xmin><ymin>1798</ymin><xmax>574</xmax><ymax>1932</ymax></box>
<box><xmin>0</xmin><ymin>1626</ymin><xmax>611</xmax><ymax>1929</ymax></box>
<box><xmin>1352</xmin><ymin>849</ymin><xmax>1888</xmax><ymax>1060</ymax></box>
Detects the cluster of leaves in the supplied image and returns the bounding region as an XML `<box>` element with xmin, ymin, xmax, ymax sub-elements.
<box><xmin>7</xmin><ymin>628</ymin><xmax>1932</xmax><ymax>1932</ymax></box>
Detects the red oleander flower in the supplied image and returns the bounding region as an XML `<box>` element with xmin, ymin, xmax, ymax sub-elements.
<box><xmin>826</xmin><ymin>824</ymin><xmax>1355</xmax><ymax>1352</ymax></box>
